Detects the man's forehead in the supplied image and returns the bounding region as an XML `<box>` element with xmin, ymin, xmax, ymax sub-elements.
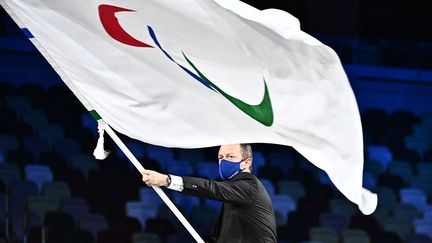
<box><xmin>218</xmin><ymin>144</ymin><xmax>241</xmax><ymax>155</ymax></box>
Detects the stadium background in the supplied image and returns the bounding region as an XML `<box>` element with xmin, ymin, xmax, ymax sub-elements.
<box><xmin>0</xmin><ymin>1</ymin><xmax>431</xmax><ymax>242</ymax></box>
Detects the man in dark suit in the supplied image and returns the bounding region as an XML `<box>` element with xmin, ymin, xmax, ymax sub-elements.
<box><xmin>142</xmin><ymin>144</ymin><xmax>277</xmax><ymax>243</ymax></box>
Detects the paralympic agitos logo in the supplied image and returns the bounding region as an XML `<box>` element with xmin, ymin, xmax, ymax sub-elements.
<box><xmin>98</xmin><ymin>4</ymin><xmax>274</xmax><ymax>126</ymax></box>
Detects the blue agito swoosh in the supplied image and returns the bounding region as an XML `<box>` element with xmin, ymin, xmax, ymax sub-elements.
<box><xmin>147</xmin><ymin>26</ymin><xmax>274</xmax><ymax>127</ymax></box>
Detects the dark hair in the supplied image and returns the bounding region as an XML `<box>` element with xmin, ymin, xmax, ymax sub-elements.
<box><xmin>240</xmin><ymin>144</ymin><xmax>253</xmax><ymax>172</ymax></box>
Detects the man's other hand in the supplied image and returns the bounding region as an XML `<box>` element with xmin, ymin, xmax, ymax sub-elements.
<box><xmin>142</xmin><ymin>169</ymin><xmax>169</xmax><ymax>187</ymax></box>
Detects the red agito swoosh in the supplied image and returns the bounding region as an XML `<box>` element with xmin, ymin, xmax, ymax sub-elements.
<box><xmin>98</xmin><ymin>4</ymin><xmax>153</xmax><ymax>48</ymax></box>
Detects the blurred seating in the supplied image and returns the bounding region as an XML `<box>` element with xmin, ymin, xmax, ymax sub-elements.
<box><xmin>416</xmin><ymin>163</ymin><xmax>432</xmax><ymax>178</ymax></box>
<box><xmin>173</xmin><ymin>193</ymin><xmax>200</xmax><ymax>215</ymax></box>
<box><xmin>411</xmin><ymin>176</ymin><xmax>432</xmax><ymax>196</ymax></box>
<box><xmin>367</xmin><ymin>145</ymin><xmax>393</xmax><ymax>170</ymax></box>
<box><xmin>139</xmin><ymin>187</ymin><xmax>163</xmax><ymax>211</ymax></box>
<box><xmin>38</xmin><ymin>124</ymin><xmax>65</xmax><ymax>145</ymax></box>
<box><xmin>0</xmin><ymin>134</ymin><xmax>19</xmax><ymax>154</ymax></box>
<box><xmin>42</xmin><ymin>181</ymin><xmax>71</xmax><ymax>204</ymax></box>
<box><xmin>27</xmin><ymin>195</ymin><xmax>58</xmax><ymax>220</ymax></box>
<box><xmin>166</xmin><ymin>160</ymin><xmax>193</xmax><ymax>176</ymax></box>
<box><xmin>252</xmin><ymin>151</ymin><xmax>266</xmax><ymax>171</ymax></box>
<box><xmin>329</xmin><ymin>199</ymin><xmax>357</xmax><ymax>222</ymax></box>
<box><xmin>413</xmin><ymin>219</ymin><xmax>432</xmax><ymax>239</ymax></box>
<box><xmin>61</xmin><ymin>197</ymin><xmax>90</xmax><ymax>224</ymax></box>
<box><xmin>309</xmin><ymin>227</ymin><xmax>339</xmax><ymax>243</ymax></box>
<box><xmin>25</xmin><ymin>164</ymin><xmax>53</xmax><ymax>192</ymax></box>
<box><xmin>389</xmin><ymin>160</ymin><xmax>414</xmax><ymax>183</ymax></box>
<box><xmin>23</xmin><ymin>136</ymin><xmax>51</xmax><ymax>158</ymax></box>
<box><xmin>70</xmin><ymin>153</ymin><xmax>99</xmax><ymax>179</ymax></box>
<box><xmin>146</xmin><ymin>145</ymin><xmax>175</xmax><ymax>170</ymax></box>
<box><xmin>261</xmin><ymin>179</ymin><xmax>275</xmax><ymax>195</ymax></box>
<box><xmin>320</xmin><ymin>213</ymin><xmax>348</xmax><ymax>234</ymax></box>
<box><xmin>271</xmin><ymin>195</ymin><xmax>296</xmax><ymax>222</ymax></box>
<box><xmin>195</xmin><ymin>162</ymin><xmax>219</xmax><ymax>180</ymax></box>
<box><xmin>177</xmin><ymin>149</ymin><xmax>204</xmax><ymax>164</ymax></box>
<box><xmin>278</xmin><ymin>180</ymin><xmax>305</xmax><ymax>202</ymax></box>
<box><xmin>125</xmin><ymin>201</ymin><xmax>157</xmax><ymax>229</ymax></box>
<box><xmin>400</xmin><ymin>188</ymin><xmax>427</xmax><ymax>212</ymax></box>
<box><xmin>79</xmin><ymin>214</ymin><xmax>109</xmax><ymax>241</ymax></box>
<box><xmin>132</xmin><ymin>232</ymin><xmax>162</xmax><ymax>243</ymax></box>
<box><xmin>0</xmin><ymin>163</ymin><xmax>21</xmax><ymax>188</ymax></box>
<box><xmin>342</xmin><ymin>229</ymin><xmax>371</xmax><ymax>243</ymax></box>
<box><xmin>384</xmin><ymin>218</ymin><xmax>412</xmax><ymax>241</ymax></box>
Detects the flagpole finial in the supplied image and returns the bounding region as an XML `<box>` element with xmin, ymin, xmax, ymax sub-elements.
<box><xmin>93</xmin><ymin>119</ymin><xmax>110</xmax><ymax>160</ymax></box>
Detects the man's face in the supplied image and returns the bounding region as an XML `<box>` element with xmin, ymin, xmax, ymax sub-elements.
<box><xmin>218</xmin><ymin>144</ymin><xmax>243</xmax><ymax>164</ymax></box>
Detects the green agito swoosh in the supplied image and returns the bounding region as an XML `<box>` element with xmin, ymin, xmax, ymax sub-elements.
<box><xmin>183</xmin><ymin>53</ymin><xmax>274</xmax><ymax>127</ymax></box>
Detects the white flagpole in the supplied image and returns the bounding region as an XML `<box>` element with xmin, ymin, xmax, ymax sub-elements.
<box><xmin>103</xmin><ymin>121</ymin><xmax>205</xmax><ymax>243</ymax></box>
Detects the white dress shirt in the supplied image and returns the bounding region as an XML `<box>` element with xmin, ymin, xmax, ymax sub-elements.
<box><xmin>167</xmin><ymin>174</ymin><xmax>184</xmax><ymax>191</ymax></box>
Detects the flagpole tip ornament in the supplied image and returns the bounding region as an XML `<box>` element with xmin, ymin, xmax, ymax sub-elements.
<box><xmin>93</xmin><ymin>119</ymin><xmax>110</xmax><ymax>160</ymax></box>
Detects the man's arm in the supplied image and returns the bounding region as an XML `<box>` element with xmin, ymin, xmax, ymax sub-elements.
<box><xmin>181</xmin><ymin>175</ymin><xmax>257</xmax><ymax>206</ymax></box>
<box><xmin>142</xmin><ymin>170</ymin><xmax>257</xmax><ymax>206</ymax></box>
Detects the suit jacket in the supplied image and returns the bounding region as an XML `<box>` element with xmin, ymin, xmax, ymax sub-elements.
<box><xmin>181</xmin><ymin>172</ymin><xmax>277</xmax><ymax>243</ymax></box>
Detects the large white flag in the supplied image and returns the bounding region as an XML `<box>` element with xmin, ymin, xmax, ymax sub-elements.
<box><xmin>1</xmin><ymin>0</ymin><xmax>377</xmax><ymax>214</ymax></box>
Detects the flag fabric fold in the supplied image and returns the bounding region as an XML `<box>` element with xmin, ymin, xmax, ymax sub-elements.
<box><xmin>0</xmin><ymin>0</ymin><xmax>377</xmax><ymax>214</ymax></box>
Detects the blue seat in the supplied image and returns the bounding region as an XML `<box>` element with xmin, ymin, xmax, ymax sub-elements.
<box><xmin>389</xmin><ymin>160</ymin><xmax>413</xmax><ymax>183</ymax></box>
<box><xmin>278</xmin><ymin>180</ymin><xmax>305</xmax><ymax>202</ymax></box>
<box><xmin>271</xmin><ymin>194</ymin><xmax>296</xmax><ymax>222</ymax></box>
<box><xmin>196</xmin><ymin>162</ymin><xmax>219</xmax><ymax>180</ymax></box>
<box><xmin>400</xmin><ymin>188</ymin><xmax>427</xmax><ymax>213</ymax></box>
<box><xmin>166</xmin><ymin>160</ymin><xmax>193</xmax><ymax>176</ymax></box>
<box><xmin>329</xmin><ymin>199</ymin><xmax>357</xmax><ymax>222</ymax></box>
<box><xmin>21</xmin><ymin>109</ymin><xmax>49</xmax><ymax>132</ymax></box>
<box><xmin>60</xmin><ymin>197</ymin><xmax>90</xmax><ymax>224</ymax></box>
<box><xmin>411</xmin><ymin>177</ymin><xmax>432</xmax><ymax>197</ymax></box>
<box><xmin>54</xmin><ymin>138</ymin><xmax>81</xmax><ymax>156</ymax></box>
<box><xmin>81</xmin><ymin>113</ymin><xmax>98</xmax><ymax>137</ymax></box>
<box><xmin>252</xmin><ymin>151</ymin><xmax>266</xmax><ymax>171</ymax></box>
<box><xmin>5</xmin><ymin>95</ymin><xmax>32</xmax><ymax>113</ymax></box>
<box><xmin>413</xmin><ymin>219</ymin><xmax>432</xmax><ymax>239</ymax></box>
<box><xmin>42</xmin><ymin>181</ymin><xmax>71</xmax><ymax>204</ymax></box>
<box><xmin>173</xmin><ymin>193</ymin><xmax>200</xmax><ymax>215</ymax></box>
<box><xmin>367</xmin><ymin>145</ymin><xmax>393</xmax><ymax>170</ymax></box>
<box><xmin>115</xmin><ymin>141</ymin><xmax>146</xmax><ymax>160</ymax></box>
<box><xmin>27</xmin><ymin>196</ymin><xmax>58</xmax><ymax>220</ymax></box>
<box><xmin>23</xmin><ymin>136</ymin><xmax>51</xmax><ymax>158</ymax></box>
<box><xmin>364</xmin><ymin>160</ymin><xmax>385</xmax><ymax>177</ymax></box>
<box><xmin>405</xmin><ymin>136</ymin><xmax>429</xmax><ymax>157</ymax></box>
<box><xmin>146</xmin><ymin>145</ymin><xmax>174</xmax><ymax>170</ymax></box>
<box><xmin>126</xmin><ymin>201</ymin><xmax>157</xmax><ymax>229</ymax></box>
<box><xmin>38</xmin><ymin>124</ymin><xmax>65</xmax><ymax>145</ymax></box>
<box><xmin>393</xmin><ymin>203</ymin><xmax>419</xmax><ymax>223</ymax></box>
<box><xmin>79</xmin><ymin>214</ymin><xmax>108</xmax><ymax>241</ymax></box>
<box><xmin>0</xmin><ymin>134</ymin><xmax>19</xmax><ymax>154</ymax></box>
<box><xmin>320</xmin><ymin>213</ymin><xmax>349</xmax><ymax>234</ymax></box>
<box><xmin>25</xmin><ymin>165</ymin><xmax>53</xmax><ymax>192</ymax></box>
<box><xmin>139</xmin><ymin>187</ymin><xmax>163</xmax><ymax>211</ymax></box>
<box><xmin>12</xmin><ymin>211</ymin><xmax>42</xmax><ymax>240</ymax></box>
<box><xmin>0</xmin><ymin>163</ymin><xmax>21</xmax><ymax>188</ymax></box>
<box><xmin>363</xmin><ymin>172</ymin><xmax>376</xmax><ymax>189</ymax></box>
<box><xmin>268</xmin><ymin>152</ymin><xmax>295</xmax><ymax>175</ymax></box>
<box><xmin>10</xmin><ymin>180</ymin><xmax>38</xmax><ymax>202</ymax></box>
<box><xmin>70</xmin><ymin>153</ymin><xmax>98</xmax><ymax>179</ymax></box>
<box><xmin>177</xmin><ymin>149</ymin><xmax>204</xmax><ymax>164</ymax></box>
<box><xmin>417</xmin><ymin>163</ymin><xmax>432</xmax><ymax>179</ymax></box>
<box><xmin>425</xmin><ymin>205</ymin><xmax>432</xmax><ymax>221</ymax></box>
<box><xmin>261</xmin><ymin>179</ymin><xmax>275</xmax><ymax>195</ymax></box>
<box><xmin>309</xmin><ymin>227</ymin><xmax>339</xmax><ymax>243</ymax></box>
